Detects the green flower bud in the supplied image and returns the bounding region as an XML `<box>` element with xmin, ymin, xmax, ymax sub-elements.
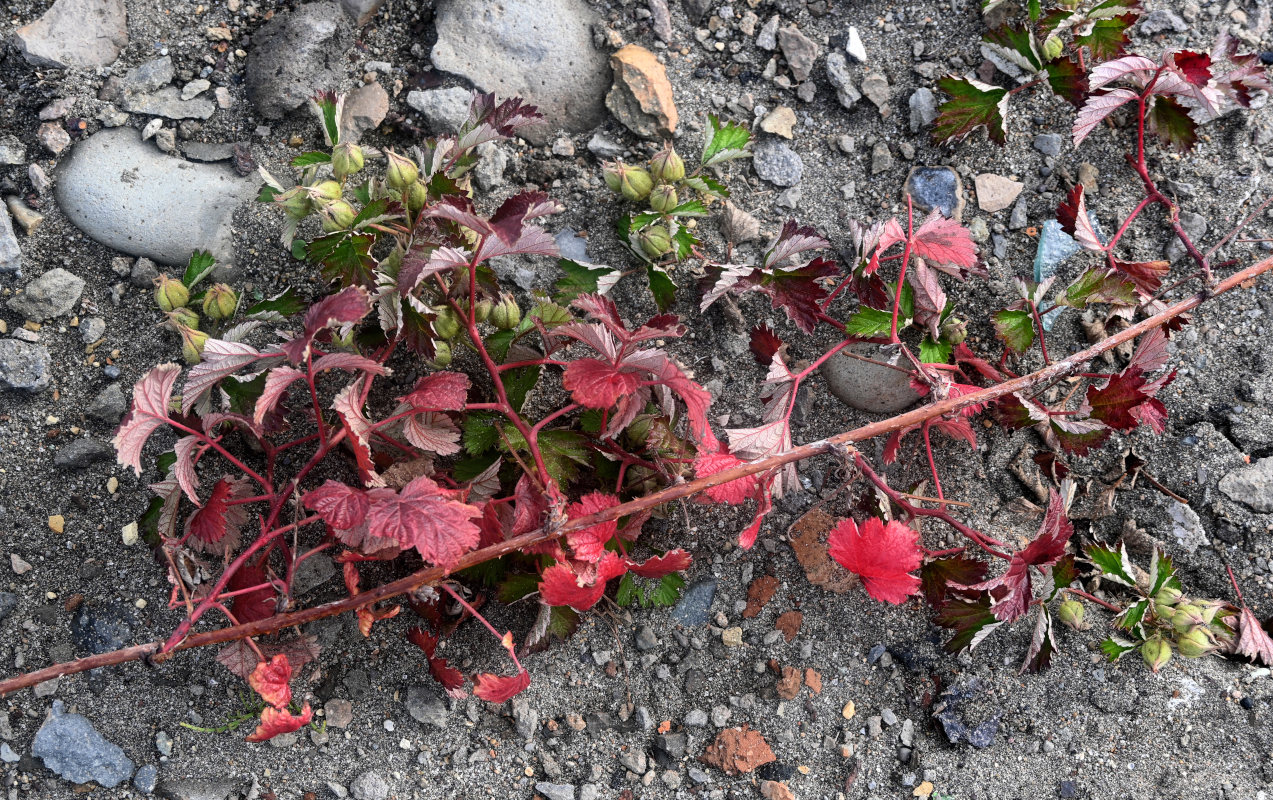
<box><xmin>1176</xmin><ymin>627</ymin><xmax>1215</xmax><ymax>658</ymax></box>
<box><xmin>1057</xmin><ymin>599</ymin><xmax>1085</xmax><ymax>631</ymax></box>
<box><xmin>940</xmin><ymin>316</ymin><xmax>968</xmax><ymax>345</ymax></box>
<box><xmin>648</xmin><ymin>144</ymin><xmax>686</xmax><ymax>183</ymax></box>
<box><xmin>490</xmin><ymin>294</ymin><xmax>521</xmax><ymax>330</ymax></box>
<box><xmin>473</xmin><ymin>297</ymin><xmax>493</xmax><ymax>323</ymax></box>
<box><xmin>638</xmin><ymin>225</ymin><xmax>673</xmax><ymax>259</ymax></box>
<box><xmin>1042</xmin><ymin>34</ymin><xmax>1064</xmax><ymax>62</ymax></box>
<box><xmin>649</xmin><ymin>184</ymin><xmax>679</xmax><ymax>214</ymax></box>
<box><xmin>1153</xmin><ymin>584</ymin><xmax>1183</xmax><ymax>608</ymax></box>
<box><xmin>602</xmin><ymin>162</ymin><xmax>624</xmax><ymax>194</ymax></box>
<box><xmin>310</xmin><ymin>180</ymin><xmax>343</xmax><ymax>203</ymax></box>
<box><xmin>331</xmin><ymin>142</ymin><xmax>365</xmax><ymax>180</ymax></box>
<box><xmin>167</xmin><ymin>307</ymin><xmax>200</xmax><ymax>329</ymax></box>
<box><xmin>1198</xmin><ymin>601</ymin><xmax>1221</xmax><ymax>626</ymax></box>
<box><xmin>1171</xmin><ymin>604</ymin><xmax>1205</xmax><ymax>634</ymax></box>
<box><xmin>1141</xmin><ymin>636</ymin><xmax>1171</xmax><ymax>673</ymax></box>
<box><xmin>431</xmin><ymin>340</ymin><xmax>452</xmax><ymax>368</ymax></box>
<box><xmin>154</xmin><ymin>275</ymin><xmax>190</xmax><ymax>312</ymax></box>
<box><xmin>385</xmin><ymin>150</ymin><xmax>419</xmax><ymax>190</ymax></box>
<box><xmin>321</xmin><ymin>200</ymin><xmax>358</xmax><ymax>232</ymax></box>
<box><xmin>604</xmin><ymin>162</ymin><xmax>653</xmax><ymax>201</ymax></box>
<box><xmin>432</xmin><ymin>305</ymin><xmax>462</xmax><ymax>340</ymax></box>
<box><xmin>179</xmin><ymin>325</ymin><xmax>209</xmax><ymax>365</ymax></box>
<box><xmin>274</xmin><ymin>187</ymin><xmax>313</xmax><ymax>220</ymax></box>
<box><xmin>407</xmin><ymin>180</ymin><xmax>428</xmax><ymax>214</ymax></box>
<box><xmin>202</xmin><ymin>284</ymin><xmax>238</xmax><ymax>321</ymax></box>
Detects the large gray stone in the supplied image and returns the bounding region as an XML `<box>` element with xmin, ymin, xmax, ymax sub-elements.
<box><xmin>7</xmin><ymin>268</ymin><xmax>84</xmax><ymax>321</ymax></box>
<box><xmin>1219</xmin><ymin>457</ymin><xmax>1273</xmax><ymax>513</ymax></box>
<box><xmin>430</xmin><ymin>0</ymin><xmax>609</xmax><ymax>143</ymax></box>
<box><xmin>32</xmin><ymin>700</ymin><xmax>135</xmax><ymax>788</ymax></box>
<box><xmin>0</xmin><ymin>202</ymin><xmax>20</xmax><ymax>275</ymax></box>
<box><xmin>246</xmin><ymin>2</ymin><xmax>352</xmax><ymax>119</ymax></box>
<box><xmin>406</xmin><ymin>87</ymin><xmax>473</xmax><ymax>134</ymax></box>
<box><xmin>0</xmin><ymin>340</ymin><xmax>52</xmax><ymax>392</ymax></box>
<box><xmin>55</xmin><ymin>128</ymin><xmax>256</xmax><ymax>269</ymax></box>
<box><xmin>820</xmin><ymin>341</ymin><xmax>922</xmax><ymax>414</ymax></box>
<box><xmin>13</xmin><ymin>0</ymin><xmax>128</xmax><ymax>69</ymax></box>
<box><xmin>122</xmin><ymin>88</ymin><xmax>215</xmax><ymax>121</ymax></box>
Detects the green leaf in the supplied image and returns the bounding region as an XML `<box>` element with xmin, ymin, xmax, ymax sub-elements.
<box><xmin>257</xmin><ymin>185</ymin><xmax>279</xmax><ymax>203</ymax></box>
<box><xmin>1045</xmin><ymin>56</ymin><xmax>1089</xmax><ymax>108</ymax></box>
<box><xmin>920</xmin><ymin>336</ymin><xmax>953</xmax><ymax>364</ymax></box>
<box><xmin>182</xmin><ymin>250</ymin><xmax>218</xmax><ymax>290</ymax></box>
<box><xmin>1074</xmin><ymin>14</ymin><xmax>1137</xmax><ymax>61</ymax></box>
<box><xmin>646</xmin><ymin>264</ymin><xmax>677</xmax><ymax>313</ymax></box>
<box><xmin>933</xmin><ymin>76</ymin><xmax>1009</xmax><ymax>146</ymax></box>
<box><xmin>1148</xmin><ymin>96</ymin><xmax>1198</xmax><ymax>153</ymax></box>
<box><xmin>222</xmin><ymin>372</ymin><xmax>267</xmax><ymax>415</ymax></box>
<box><xmin>1061</xmin><ymin>268</ymin><xmax>1138</xmax><ymax>308</ymax></box>
<box><xmin>352</xmin><ymin>181</ymin><xmax>372</xmax><ymax>206</ymax></box>
<box><xmin>530</xmin><ymin>301</ymin><xmax>573</xmax><ymax>330</ymax></box>
<box><xmin>155</xmin><ymin>451</ymin><xmax>178</xmax><ymax>476</ymax></box>
<box><xmin>555</xmin><ymin>259</ymin><xmax>618</xmax><ymax>302</ymax></box>
<box><xmin>628</xmin><ymin>211</ymin><xmax>663</xmax><ymax>231</ymax></box>
<box><xmin>502</xmin><ymin>366</ymin><xmax>542</xmax><ymax>414</ymax></box>
<box><xmin>984</xmin><ymin>24</ymin><xmax>1043</xmax><ymax>73</ymax></box>
<box><xmin>615</xmin><ymin>572</ymin><xmax>640</xmax><ymax>607</ymax></box>
<box><xmin>290</xmin><ymin>151</ymin><xmax>332</xmax><ymax>168</ymax></box>
<box><xmin>244</xmin><ymin>288</ymin><xmax>305</xmax><ymax>320</ymax></box>
<box><xmin>1148</xmin><ymin>548</ymin><xmax>1181</xmax><ymax>598</ymax></box>
<box><xmin>1087</xmin><ymin>0</ymin><xmax>1140</xmax><ymax>20</ymax></box>
<box><xmin>669</xmin><ymin>200</ymin><xmax>709</xmax><ymax>217</ymax></box>
<box><xmin>701</xmin><ymin>115</ymin><xmax>752</xmax><ymax>167</ymax></box>
<box><xmin>1086</xmin><ymin>542</ymin><xmax>1137</xmax><ymax>587</ymax></box>
<box><xmin>683</xmin><ymin>175</ymin><xmax>730</xmax><ymax>198</ymax></box>
<box><xmin>351</xmin><ymin>197</ymin><xmax>391</xmax><ymax>228</ymax></box>
<box><xmin>532</xmin><ymin>429</ymin><xmax>591</xmax><ymax>487</ymax></box>
<box><xmin>649</xmin><ymin>573</ymin><xmax>687</xmax><ymax>607</ymax></box>
<box><xmin>936</xmin><ymin>595</ymin><xmax>1003</xmax><ymax>653</ymax></box>
<box><xmin>1027</xmin><ymin>0</ymin><xmax>1042</xmax><ymax>21</ymax></box>
<box><xmin>451</xmin><ymin>452</ymin><xmax>499</xmax><ymax>482</ymax></box>
<box><xmin>463</xmin><ymin>412</ymin><xmax>500</xmax><ymax>455</ymax></box>
<box><xmin>136</xmin><ymin>496</ymin><xmax>167</xmax><ymax>550</ymax></box>
<box><xmin>579</xmin><ymin>408</ymin><xmax>605</xmax><ymax>435</ymax></box>
<box><xmin>290</xmin><ymin>239</ymin><xmax>308</xmax><ymax>260</ymax></box>
<box><xmin>992</xmin><ymin>309</ymin><xmax>1035</xmax><ymax>353</ymax></box>
<box><xmin>1115</xmin><ymin>599</ymin><xmax>1150</xmax><ymax>638</ymax></box>
<box><xmin>497</xmin><ymin>573</ymin><xmax>541</xmax><ymax>604</ymax></box>
<box><xmin>484</xmin><ymin>329</ymin><xmax>515</xmax><ymax>362</ymax></box>
<box><xmin>1099</xmin><ymin>636</ymin><xmax>1138</xmax><ymax>661</ymax></box>
<box><xmin>313</xmin><ymin>92</ymin><xmax>341</xmax><ymax>147</ymax></box>
<box><xmin>670</xmin><ymin>226</ymin><xmax>698</xmax><ymax>261</ymax></box>
<box><xmin>307</xmin><ymin>232</ymin><xmax>377</xmax><ymax>287</ymax></box>
<box><xmin>844</xmin><ymin>305</ymin><xmax>895</xmax><ymax>337</ymax></box>
<box><xmin>1049</xmin><ymin>555</ymin><xmax>1078</xmax><ymax>601</ymax></box>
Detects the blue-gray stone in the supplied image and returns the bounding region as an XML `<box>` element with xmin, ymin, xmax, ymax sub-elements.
<box><xmin>752</xmin><ymin>139</ymin><xmax>803</xmax><ymax>187</ymax></box>
<box><xmin>555</xmin><ymin>228</ymin><xmax>590</xmax><ymax>262</ymax></box>
<box><xmin>71</xmin><ymin>602</ymin><xmax>136</xmax><ymax>655</ymax></box>
<box><xmin>133</xmin><ymin>764</ymin><xmax>158</xmax><ymax>794</ymax></box>
<box><xmin>0</xmin><ymin>591</ymin><xmax>17</xmax><ymax>622</ymax></box>
<box><xmin>32</xmin><ymin>700</ymin><xmax>135</xmax><ymax>788</ymax></box>
<box><xmin>671</xmin><ymin>578</ymin><xmax>716</xmax><ymax>626</ymax></box>
<box><xmin>0</xmin><ymin>340</ymin><xmax>52</xmax><ymax>392</ymax></box>
<box><xmin>904</xmin><ymin>166</ymin><xmax>963</xmax><ymax>219</ymax></box>
<box><xmin>0</xmin><ymin>743</ymin><xmax>18</xmax><ymax>763</ymax></box>
<box><xmin>1032</xmin><ymin>214</ymin><xmax>1106</xmax><ymax>330</ymax></box>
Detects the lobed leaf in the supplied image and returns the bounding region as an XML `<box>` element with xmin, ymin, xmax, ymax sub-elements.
<box><xmin>114</xmin><ymin>364</ymin><xmax>182</xmax><ymax>476</ymax></box>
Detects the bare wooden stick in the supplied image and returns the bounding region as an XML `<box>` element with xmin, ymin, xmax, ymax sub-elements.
<box><xmin>1</xmin><ymin>255</ymin><xmax>1269</xmax><ymax>698</ymax></box>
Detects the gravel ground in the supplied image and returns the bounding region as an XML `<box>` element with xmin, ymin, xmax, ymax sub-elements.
<box><xmin>2</xmin><ymin>0</ymin><xmax>1273</xmax><ymax>799</ymax></box>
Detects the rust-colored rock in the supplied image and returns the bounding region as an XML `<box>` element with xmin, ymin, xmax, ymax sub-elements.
<box><xmin>804</xmin><ymin>668</ymin><xmax>822</xmax><ymax>694</ymax></box>
<box><xmin>788</xmin><ymin>508</ymin><xmax>860</xmax><ymax>594</ymax></box>
<box><xmin>698</xmin><ymin>725</ymin><xmax>776</xmax><ymax>775</ymax></box>
<box><xmin>744</xmin><ymin>575</ymin><xmax>779</xmax><ymax>618</ymax></box>
<box><xmin>606</xmin><ymin>44</ymin><xmax>678</xmax><ymax>139</ymax></box>
<box><xmin>761</xmin><ymin>780</ymin><xmax>796</xmax><ymax>800</ymax></box>
<box><xmin>776</xmin><ymin>666</ymin><xmax>802</xmax><ymax>700</ymax></box>
<box><xmin>775</xmin><ymin>610</ymin><xmax>803</xmax><ymax>642</ymax></box>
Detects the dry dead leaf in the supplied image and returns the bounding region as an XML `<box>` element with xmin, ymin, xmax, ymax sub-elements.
<box><xmin>788</xmin><ymin>508</ymin><xmax>860</xmax><ymax>594</ymax></box>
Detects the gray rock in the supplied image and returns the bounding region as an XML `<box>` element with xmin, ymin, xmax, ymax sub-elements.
<box><xmin>908</xmin><ymin>88</ymin><xmax>937</xmax><ymax>132</ymax></box>
<box><xmin>38</xmin><ymin>123</ymin><xmax>71</xmax><ymax>155</ymax></box>
<box><xmin>1219</xmin><ymin>457</ymin><xmax>1273</xmax><ymax>513</ymax></box>
<box><xmin>180</xmin><ymin>142</ymin><xmax>236</xmax><ymax>163</ymax></box>
<box><xmin>756</xmin><ymin>14</ymin><xmax>779</xmax><ymax>50</ymax></box>
<box><xmin>54</xmin><ymin>438</ymin><xmax>114</xmax><ymax>469</ymax></box>
<box><xmin>1139</xmin><ymin>9</ymin><xmax>1187</xmax><ymax>34</ymax></box>
<box><xmin>340</xmin><ymin>0</ymin><xmax>385</xmax><ymax>26</ymax></box>
<box><xmin>14</xmin><ymin>0</ymin><xmax>128</xmax><ymax>69</ymax></box>
<box><xmin>0</xmin><ymin>340</ymin><xmax>52</xmax><ymax>392</ymax></box>
<box><xmin>0</xmin><ymin>201</ymin><xmax>20</xmax><ymax>275</ymax></box>
<box><xmin>555</xmin><ymin>228</ymin><xmax>589</xmax><ymax>261</ymax></box>
<box><xmin>904</xmin><ymin>166</ymin><xmax>964</xmax><ymax>220</ymax></box>
<box><xmin>349</xmin><ymin>771</ymin><xmax>389</xmax><ymax>800</ymax></box>
<box><xmin>32</xmin><ymin>700</ymin><xmax>135</xmax><ymax>788</ymax></box>
<box><xmin>474</xmin><ymin>143</ymin><xmax>508</xmax><ymax>191</ymax></box>
<box><xmin>131</xmin><ymin>256</ymin><xmax>160</xmax><ymax>287</ymax></box>
<box><xmin>87</xmin><ymin>384</ymin><xmax>127</xmax><ymax>425</ymax></box>
<box><xmin>1166</xmin><ymin>211</ymin><xmax>1206</xmax><ymax>263</ymax></box>
<box><xmin>122</xmin><ymin>88</ymin><xmax>216</xmax><ymax>120</ymax></box>
<box><xmin>825</xmin><ymin>53</ymin><xmax>861</xmax><ymax>110</ymax></box>
<box><xmin>430</xmin><ymin>0</ymin><xmax>608</xmax><ymax>143</ymax></box>
<box><xmin>159</xmin><ymin>778</ymin><xmax>245</xmax><ymax>800</ymax></box>
<box><xmin>0</xmin><ymin>744</ymin><xmax>18</xmax><ymax>763</ymax></box>
<box><xmin>0</xmin><ymin>592</ymin><xmax>17</xmax><ymax>623</ymax></box>
<box><xmin>181</xmin><ymin>80</ymin><xmax>211</xmax><ymax>101</ymax></box>
<box><xmin>71</xmin><ymin>602</ymin><xmax>136</xmax><ymax>654</ymax></box>
<box><xmin>406</xmin><ymin>87</ymin><xmax>473</xmax><ymax>134</ymax></box>
<box><xmin>56</xmin><ymin>128</ymin><xmax>256</xmax><ymax>270</ymax></box>
<box><xmin>246</xmin><ymin>2</ymin><xmax>353</xmax><ymax>120</ymax></box>
<box><xmin>671</xmin><ymin>578</ymin><xmax>716</xmax><ymax>626</ymax></box>
<box><xmin>1163</xmin><ymin>501</ymin><xmax>1208</xmax><ymax>553</ymax></box>
<box><xmin>1009</xmin><ymin>196</ymin><xmax>1028</xmax><ymax>230</ymax></box>
<box><xmin>753</xmin><ymin>139</ymin><xmax>803</xmax><ymax>187</ymax></box>
<box><xmin>777</xmin><ymin>26</ymin><xmax>819</xmax><ymax>83</ymax></box>
<box><xmin>121</xmin><ymin>57</ymin><xmax>175</xmax><ymax>95</ymax></box>
<box><xmin>0</xmin><ymin>136</ymin><xmax>27</xmax><ymax>165</ymax></box>
<box><xmin>535</xmin><ymin>782</ymin><xmax>576</xmax><ymax>800</ymax></box>
<box><xmin>8</xmin><ymin>268</ymin><xmax>84</xmax><ymax>321</ymax></box>
<box><xmin>821</xmin><ymin>342</ymin><xmax>922</xmax><ymax>414</ymax></box>
<box><xmin>586</xmin><ymin>132</ymin><xmax>625</xmax><ymax>159</ymax></box>
<box><xmin>846</xmin><ymin>26</ymin><xmax>868</xmax><ymax>63</ymax></box>
<box><xmin>30</xmin><ymin>163</ymin><xmax>54</xmax><ymax>195</ymax></box>
<box><xmin>870</xmin><ymin>142</ymin><xmax>892</xmax><ymax>175</ymax></box>
<box><xmin>1033</xmin><ymin>133</ymin><xmax>1063</xmax><ymax>157</ymax></box>
<box><xmin>340</xmin><ymin>83</ymin><xmax>389</xmax><ymax>143</ymax></box>
<box><xmin>635</xmin><ymin>625</ymin><xmax>658</xmax><ymax>650</ymax></box>
<box><xmin>404</xmin><ymin>686</ymin><xmax>448</xmax><ymax>728</ymax></box>
<box><xmin>80</xmin><ymin>316</ymin><xmax>106</xmax><ymax>344</ymax></box>
<box><xmin>133</xmin><ymin>764</ymin><xmax>159</xmax><ymax>794</ymax></box>
<box><xmin>861</xmin><ymin>72</ymin><xmax>891</xmax><ymax>111</ymax></box>
<box><xmin>649</xmin><ymin>0</ymin><xmax>673</xmax><ymax>42</ymax></box>
<box><xmin>512</xmin><ymin>695</ymin><xmax>539</xmax><ymax>739</ymax></box>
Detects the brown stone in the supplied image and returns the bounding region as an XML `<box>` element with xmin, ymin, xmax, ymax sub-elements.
<box><xmin>698</xmin><ymin>725</ymin><xmax>776</xmax><ymax>775</ymax></box>
<box><xmin>761</xmin><ymin>780</ymin><xmax>796</xmax><ymax>800</ymax></box>
<box><xmin>788</xmin><ymin>508</ymin><xmax>860</xmax><ymax>594</ymax></box>
<box><xmin>775</xmin><ymin>610</ymin><xmax>803</xmax><ymax>642</ymax></box>
<box><xmin>743</xmin><ymin>575</ymin><xmax>778</xmax><ymax>618</ymax></box>
<box><xmin>606</xmin><ymin>45</ymin><xmax>678</xmax><ymax>139</ymax></box>
<box><xmin>776</xmin><ymin>666</ymin><xmax>802</xmax><ymax>700</ymax></box>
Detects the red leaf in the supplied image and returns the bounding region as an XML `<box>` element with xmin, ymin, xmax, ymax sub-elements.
<box><xmin>229</xmin><ymin>558</ymin><xmax>275</xmax><ymax>624</ymax></box>
<box><xmin>539</xmin><ymin>552</ymin><xmax>627</xmax><ymax>611</ymax></box>
<box><xmin>248</xmin><ymin>654</ymin><xmax>294</xmax><ymax>709</ymax></box>
<box><xmin>1073</xmin><ymin>88</ymin><xmax>1138</xmax><ymax>146</ymax></box>
<box><xmin>906</xmin><ymin>259</ymin><xmax>947</xmax><ymax>340</ymax></box>
<box><xmin>748</xmin><ymin>324</ymin><xmax>786</xmax><ymax>366</ymax></box>
<box><xmin>625</xmin><ymin>549</ymin><xmax>692</xmax><ymax>578</ymax></box>
<box><xmin>1111</xmin><ymin>258</ymin><xmax>1170</xmax><ymax>297</ymax></box>
<box><xmin>489</xmin><ymin>191</ymin><xmax>562</xmax><ymax>245</ymax></box>
<box><xmin>827</xmin><ymin>517</ymin><xmax>923</xmax><ymax>604</ymax></box>
<box><xmin>760</xmin><ymin>256</ymin><xmax>840</xmax><ymax>334</ymax></box>
<box><xmin>694</xmin><ymin>449</ymin><xmax>760</xmax><ymax>505</ymax></box>
<box><xmin>953</xmin><ymin>342</ymin><xmax>1004</xmax><ymax>382</ymax></box>
<box><xmin>185</xmin><ymin>477</ymin><xmax>250</xmax><ymax>552</ymax></box>
<box><xmin>472</xmin><ymin>669</ymin><xmax>530</xmax><ymax>703</ymax></box>
<box><xmin>512</xmin><ymin>475</ymin><xmax>547</xmax><ymax>536</ymax></box>
<box><xmin>1055</xmin><ymin>185</ymin><xmax>1103</xmax><ymax>252</ymax></box>
<box><xmin>366</xmin><ymin>476</ymin><xmax>481</xmax><ymax>569</ymax></box>
<box><xmin>736</xmin><ymin>482</ymin><xmax>774</xmax><ymax>549</ymax></box>
<box><xmin>402</xmin><ymin>372</ymin><xmax>471</xmax><ymax>411</ymax></box>
<box><xmin>245</xmin><ymin>703</ymin><xmax>312</xmax><ymax>743</ymax></box>
<box><xmin>1171</xmin><ymin>50</ymin><xmax>1212</xmax><ymax>87</ymax></box>
<box><xmin>962</xmin><ymin>491</ymin><xmax>1071</xmax><ymax>622</ymax></box>
<box><xmin>1020</xmin><ymin>491</ymin><xmax>1072</xmax><ymax>568</ymax></box>
<box><xmin>1127</xmin><ymin>326</ymin><xmax>1172</xmax><ymax>373</ymax></box>
<box><xmin>911</xmin><ymin>212</ymin><xmax>978</xmax><ymax>272</ymax></box>
<box><xmin>356</xmin><ymin>602</ymin><xmax>401</xmax><ymax>637</ymax></box>
<box><xmin>303</xmin><ymin>480</ymin><xmax>370</xmax><ymax>530</ymax></box>
<box><xmin>172</xmin><ymin>435</ymin><xmax>206</xmax><ymax>505</ymax></box>
<box><xmin>407</xmin><ymin>627</ymin><xmax>468</xmax><ymax>698</ymax></box>
<box><xmin>565</xmin><ymin>492</ymin><xmax>621</xmax><ymax>562</ymax></box>
<box><xmin>114</xmin><ymin>363</ymin><xmax>182</xmax><ymax>475</ymax></box>
<box><xmin>1085</xmin><ymin>369</ymin><xmax>1150</xmax><ymax>432</ymax></box>
<box><xmin>763</xmin><ymin>220</ymin><xmax>831</xmax><ymax>269</ymax></box>
<box><xmin>281</xmin><ymin>286</ymin><xmax>372</xmax><ymax>364</ymax></box>
<box><xmin>1235</xmin><ymin>605</ymin><xmax>1273</xmax><ymax>666</ymax></box>
<box><xmin>254</xmin><ymin>366</ymin><xmax>306</xmax><ymax>427</ymax></box>
<box><xmin>562</xmin><ymin>358</ymin><xmax>642</xmax><ymax>408</ymax></box>
<box><xmin>401</xmin><ymin>410</ymin><xmax>462</xmax><ymax>455</ymax></box>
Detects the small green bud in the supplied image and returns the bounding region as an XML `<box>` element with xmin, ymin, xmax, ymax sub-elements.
<box><xmin>310</xmin><ymin>180</ymin><xmax>343</xmax><ymax>203</ymax></box>
<box><xmin>202</xmin><ymin>283</ymin><xmax>238</xmax><ymax>320</ymax></box>
<box><xmin>407</xmin><ymin>180</ymin><xmax>428</xmax><ymax>214</ymax></box>
<box><xmin>321</xmin><ymin>200</ymin><xmax>358</xmax><ymax>232</ymax></box>
<box><xmin>1042</xmin><ymin>34</ymin><xmax>1064</xmax><ymax>62</ymax></box>
<box><xmin>179</xmin><ymin>325</ymin><xmax>209</xmax><ymax>365</ymax></box>
<box><xmin>1176</xmin><ymin>627</ymin><xmax>1215</xmax><ymax>658</ymax></box>
<box><xmin>648</xmin><ymin>144</ymin><xmax>686</xmax><ymax>183</ymax></box>
<box><xmin>638</xmin><ymin>225</ymin><xmax>673</xmax><ymax>259</ymax></box>
<box><xmin>1153</xmin><ymin>584</ymin><xmax>1183</xmax><ymax>608</ymax></box>
<box><xmin>167</xmin><ymin>307</ymin><xmax>200</xmax><ymax>329</ymax></box>
<box><xmin>1057</xmin><ymin>599</ymin><xmax>1085</xmax><ymax>631</ymax></box>
<box><xmin>604</xmin><ymin>162</ymin><xmax>653</xmax><ymax>201</ymax></box>
<box><xmin>1198</xmin><ymin>601</ymin><xmax>1221</xmax><ymax>625</ymax></box>
<box><xmin>331</xmin><ymin>142</ymin><xmax>365</xmax><ymax>180</ymax></box>
<box><xmin>1171</xmin><ymin>604</ymin><xmax>1205</xmax><ymax>634</ymax></box>
<box><xmin>431</xmin><ymin>340</ymin><xmax>452</xmax><ymax>367</ymax></box>
<box><xmin>940</xmin><ymin>316</ymin><xmax>968</xmax><ymax>346</ymax></box>
<box><xmin>432</xmin><ymin>305</ymin><xmax>462</xmax><ymax>340</ymax></box>
<box><xmin>1141</xmin><ymin>636</ymin><xmax>1171</xmax><ymax>673</ymax></box>
<box><xmin>274</xmin><ymin>187</ymin><xmax>313</xmax><ymax>220</ymax></box>
<box><xmin>385</xmin><ymin>150</ymin><xmax>420</xmax><ymax>190</ymax></box>
<box><xmin>649</xmin><ymin>184</ymin><xmax>679</xmax><ymax>214</ymax></box>
<box><xmin>490</xmin><ymin>293</ymin><xmax>521</xmax><ymax>330</ymax></box>
<box><xmin>602</xmin><ymin>162</ymin><xmax>624</xmax><ymax>194</ymax></box>
<box><xmin>473</xmin><ymin>297</ymin><xmax>493</xmax><ymax>323</ymax></box>
<box><xmin>154</xmin><ymin>275</ymin><xmax>190</xmax><ymax>312</ymax></box>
